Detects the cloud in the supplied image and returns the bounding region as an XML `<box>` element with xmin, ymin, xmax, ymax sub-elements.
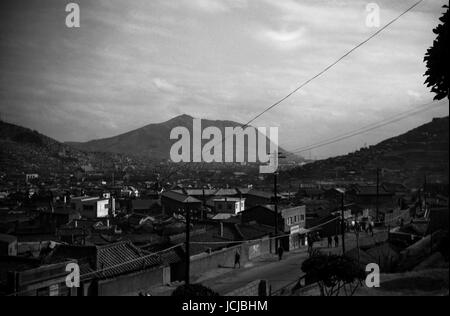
<box><xmin>258</xmin><ymin>27</ymin><xmax>307</xmax><ymax>50</ymax></box>
<box><xmin>174</xmin><ymin>0</ymin><xmax>248</xmax><ymax>13</ymax></box>
<box><xmin>153</xmin><ymin>78</ymin><xmax>181</xmax><ymax>93</ymax></box>
<box><xmin>1</xmin><ymin>0</ymin><xmax>449</xmax><ymax>158</ymax></box>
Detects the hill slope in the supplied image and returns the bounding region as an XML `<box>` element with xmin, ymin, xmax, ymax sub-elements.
<box><xmin>0</xmin><ymin>120</ymin><xmax>131</xmax><ymax>175</ymax></box>
<box><xmin>286</xmin><ymin>116</ymin><xmax>449</xmax><ymax>187</ymax></box>
<box><xmin>67</xmin><ymin>114</ymin><xmax>304</xmax><ymax>163</ymax></box>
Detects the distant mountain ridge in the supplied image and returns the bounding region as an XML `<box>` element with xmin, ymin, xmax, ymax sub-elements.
<box><xmin>288</xmin><ymin>116</ymin><xmax>449</xmax><ymax>187</ymax></box>
<box><xmin>67</xmin><ymin>114</ymin><xmax>305</xmax><ymax>163</ymax></box>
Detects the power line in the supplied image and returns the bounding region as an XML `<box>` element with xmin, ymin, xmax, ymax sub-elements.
<box><xmin>239</xmin><ymin>0</ymin><xmax>425</xmax><ymax>129</ymax></box>
<box><xmin>208</xmin><ymin>0</ymin><xmax>425</xmax><ymax>153</ymax></box>
<box><xmin>288</xmin><ymin>100</ymin><xmax>444</xmax><ymax>154</ymax></box>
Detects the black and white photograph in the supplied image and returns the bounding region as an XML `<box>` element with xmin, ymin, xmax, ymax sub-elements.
<box><xmin>0</xmin><ymin>0</ymin><xmax>448</xmax><ymax>301</ymax></box>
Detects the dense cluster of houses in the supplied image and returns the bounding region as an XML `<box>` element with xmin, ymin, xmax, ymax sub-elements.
<box><xmin>0</xmin><ymin>175</ymin><xmax>448</xmax><ymax>296</ymax></box>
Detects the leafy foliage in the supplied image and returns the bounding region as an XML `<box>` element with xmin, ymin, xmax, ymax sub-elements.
<box><xmin>301</xmin><ymin>253</ymin><xmax>366</xmax><ymax>296</ymax></box>
<box><xmin>424</xmin><ymin>5</ymin><xmax>449</xmax><ymax>100</ymax></box>
<box><xmin>172</xmin><ymin>284</ymin><xmax>220</xmax><ymax>297</ymax></box>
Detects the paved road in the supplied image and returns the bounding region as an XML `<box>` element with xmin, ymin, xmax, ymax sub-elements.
<box><xmin>201</xmin><ymin>230</ymin><xmax>388</xmax><ymax>295</ymax></box>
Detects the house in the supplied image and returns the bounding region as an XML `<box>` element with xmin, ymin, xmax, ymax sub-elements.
<box><xmin>214</xmin><ymin>188</ymin><xmax>239</xmax><ymax>197</ymax></box>
<box><xmin>297</xmin><ymin>188</ymin><xmax>325</xmax><ymax>200</ymax></box>
<box><xmin>212</xmin><ymin>198</ymin><xmax>245</xmax><ymax>215</ymax></box>
<box><xmin>243</xmin><ymin>190</ymin><xmax>273</xmax><ymax>209</ymax></box>
<box><xmin>382</xmin><ymin>183</ymin><xmax>409</xmax><ymax>196</ymax></box>
<box><xmin>281</xmin><ymin>206</ymin><xmax>307</xmax><ymax>251</ymax></box>
<box><xmin>46</xmin><ymin>241</ymin><xmax>169</xmax><ymax>296</ymax></box>
<box><xmin>346</xmin><ymin>185</ymin><xmax>395</xmax><ymax>211</ymax></box>
<box><xmin>131</xmin><ymin>199</ymin><xmax>161</xmax><ymax>215</ymax></box>
<box><xmin>70</xmin><ymin>197</ymin><xmax>111</xmax><ymax>219</ymax></box>
<box><xmin>241</xmin><ymin>205</ymin><xmax>280</xmax><ymax>230</ymax></box>
<box><xmin>281</xmin><ymin>206</ymin><xmax>306</xmax><ymax>233</ymax></box>
<box><xmin>25</xmin><ymin>174</ymin><xmax>39</xmax><ymax>184</ymax></box>
<box><xmin>161</xmin><ymin>191</ymin><xmax>203</xmax><ymax>218</ymax></box>
<box><xmin>0</xmin><ymin>234</ymin><xmax>18</xmax><ymax>256</ymax></box>
<box><xmin>0</xmin><ymin>256</ymin><xmax>78</xmax><ymax>296</ymax></box>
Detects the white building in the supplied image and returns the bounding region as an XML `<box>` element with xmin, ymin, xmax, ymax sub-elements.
<box><xmin>213</xmin><ymin>198</ymin><xmax>245</xmax><ymax>215</ymax></box>
<box><xmin>25</xmin><ymin>174</ymin><xmax>39</xmax><ymax>183</ymax></box>
<box><xmin>70</xmin><ymin>196</ymin><xmax>111</xmax><ymax>219</ymax></box>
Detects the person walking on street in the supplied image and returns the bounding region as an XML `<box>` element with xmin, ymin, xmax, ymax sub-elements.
<box><xmin>334</xmin><ymin>235</ymin><xmax>339</xmax><ymax>248</ymax></box>
<box><xmin>234</xmin><ymin>250</ymin><xmax>241</xmax><ymax>269</ymax></box>
<box><xmin>327</xmin><ymin>235</ymin><xmax>333</xmax><ymax>248</ymax></box>
<box><xmin>277</xmin><ymin>246</ymin><xmax>284</xmax><ymax>261</ymax></box>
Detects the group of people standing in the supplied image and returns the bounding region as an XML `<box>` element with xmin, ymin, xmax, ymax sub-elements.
<box><xmin>327</xmin><ymin>235</ymin><xmax>340</xmax><ymax>248</ymax></box>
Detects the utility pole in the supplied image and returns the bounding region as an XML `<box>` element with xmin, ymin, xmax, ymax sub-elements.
<box><xmin>376</xmin><ymin>168</ymin><xmax>380</xmax><ymax>220</ymax></box>
<box><xmin>271</xmin><ymin>151</ymin><xmax>285</xmax><ymax>252</ymax></box>
<box><xmin>274</xmin><ymin>171</ymin><xmax>279</xmax><ymax>250</ymax></box>
<box><xmin>341</xmin><ymin>192</ymin><xmax>346</xmax><ymax>255</ymax></box>
<box><xmin>423</xmin><ymin>174</ymin><xmax>427</xmax><ymax>214</ymax></box>
<box><xmin>185</xmin><ymin>208</ymin><xmax>191</xmax><ymax>286</ymax></box>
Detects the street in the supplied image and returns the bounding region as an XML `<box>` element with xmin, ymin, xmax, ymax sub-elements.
<box><xmin>199</xmin><ymin>230</ymin><xmax>388</xmax><ymax>295</ymax></box>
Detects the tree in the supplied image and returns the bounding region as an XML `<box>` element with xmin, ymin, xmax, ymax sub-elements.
<box><xmin>301</xmin><ymin>253</ymin><xmax>365</xmax><ymax>296</ymax></box>
<box><xmin>172</xmin><ymin>284</ymin><xmax>220</xmax><ymax>297</ymax></box>
<box><xmin>424</xmin><ymin>5</ymin><xmax>449</xmax><ymax>101</ymax></box>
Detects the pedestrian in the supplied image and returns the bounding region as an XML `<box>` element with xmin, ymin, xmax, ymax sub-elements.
<box><xmin>277</xmin><ymin>245</ymin><xmax>284</xmax><ymax>261</ymax></box>
<box><xmin>334</xmin><ymin>235</ymin><xmax>339</xmax><ymax>248</ymax></box>
<box><xmin>234</xmin><ymin>250</ymin><xmax>241</xmax><ymax>269</ymax></box>
<box><xmin>327</xmin><ymin>235</ymin><xmax>333</xmax><ymax>248</ymax></box>
<box><xmin>307</xmin><ymin>234</ymin><xmax>312</xmax><ymax>252</ymax></box>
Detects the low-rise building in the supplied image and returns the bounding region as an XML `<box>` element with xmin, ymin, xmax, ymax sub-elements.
<box><xmin>213</xmin><ymin>198</ymin><xmax>245</xmax><ymax>215</ymax></box>
<box><xmin>0</xmin><ymin>234</ymin><xmax>18</xmax><ymax>256</ymax></box>
<box><xmin>70</xmin><ymin>197</ymin><xmax>110</xmax><ymax>219</ymax></box>
<box><xmin>161</xmin><ymin>191</ymin><xmax>203</xmax><ymax>219</ymax></box>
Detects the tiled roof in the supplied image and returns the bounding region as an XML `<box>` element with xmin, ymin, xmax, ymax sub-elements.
<box><xmin>352</xmin><ymin>185</ymin><xmax>391</xmax><ymax>196</ymax></box>
<box><xmin>246</xmin><ymin>189</ymin><xmax>273</xmax><ymax>199</ymax></box>
<box><xmin>131</xmin><ymin>199</ymin><xmax>160</xmax><ymax>210</ymax></box>
<box><xmin>160</xmin><ymin>248</ymin><xmax>183</xmax><ymax>265</ymax></box>
<box><xmin>185</xmin><ymin>189</ymin><xmax>217</xmax><ymax>196</ymax></box>
<box><xmin>236</xmin><ymin>188</ymin><xmax>252</xmax><ymax>195</ymax></box>
<box><xmin>47</xmin><ymin>241</ymin><xmax>163</xmax><ymax>280</ymax></box>
<box><xmin>0</xmin><ymin>234</ymin><xmax>17</xmax><ymax>243</ymax></box>
<box><xmin>162</xmin><ymin>191</ymin><xmax>202</xmax><ymax>203</ymax></box>
<box><xmin>215</xmin><ymin>188</ymin><xmax>238</xmax><ymax>196</ymax></box>
<box><xmin>96</xmin><ymin>241</ymin><xmax>162</xmax><ymax>278</ymax></box>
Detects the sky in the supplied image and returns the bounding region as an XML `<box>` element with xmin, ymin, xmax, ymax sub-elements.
<box><xmin>0</xmin><ymin>0</ymin><xmax>448</xmax><ymax>159</ymax></box>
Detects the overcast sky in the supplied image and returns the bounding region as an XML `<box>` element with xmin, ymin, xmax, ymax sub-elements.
<box><xmin>0</xmin><ymin>0</ymin><xmax>448</xmax><ymax>158</ymax></box>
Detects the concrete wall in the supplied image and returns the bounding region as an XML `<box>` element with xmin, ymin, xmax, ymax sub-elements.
<box><xmin>225</xmin><ymin>280</ymin><xmax>268</xmax><ymax>296</ymax></box>
<box><xmin>97</xmin><ymin>266</ymin><xmax>165</xmax><ymax>296</ymax></box>
<box><xmin>192</xmin><ymin>239</ymin><xmax>271</xmax><ymax>279</ymax></box>
<box><xmin>172</xmin><ymin>238</ymin><xmax>271</xmax><ymax>282</ymax></box>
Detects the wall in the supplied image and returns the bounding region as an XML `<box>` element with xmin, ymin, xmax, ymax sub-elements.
<box><xmin>96</xmin><ymin>200</ymin><xmax>109</xmax><ymax>218</ymax></box>
<box><xmin>96</xmin><ymin>266</ymin><xmax>165</xmax><ymax>296</ymax></box>
<box><xmin>281</xmin><ymin>206</ymin><xmax>306</xmax><ymax>233</ymax></box>
<box><xmin>225</xmin><ymin>280</ymin><xmax>268</xmax><ymax>296</ymax></box>
<box><xmin>172</xmin><ymin>238</ymin><xmax>271</xmax><ymax>282</ymax></box>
